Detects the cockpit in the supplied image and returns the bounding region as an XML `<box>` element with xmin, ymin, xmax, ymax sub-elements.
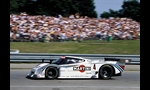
<box><xmin>51</xmin><ymin>56</ymin><xmax>84</xmax><ymax>65</ymax></box>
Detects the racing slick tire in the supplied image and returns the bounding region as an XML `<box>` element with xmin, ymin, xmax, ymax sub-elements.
<box><xmin>45</xmin><ymin>67</ymin><xmax>58</xmax><ymax>79</ymax></box>
<box><xmin>99</xmin><ymin>65</ymin><xmax>113</xmax><ymax>79</ymax></box>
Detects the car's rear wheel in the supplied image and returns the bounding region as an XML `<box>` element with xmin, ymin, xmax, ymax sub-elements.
<box><xmin>99</xmin><ymin>65</ymin><xmax>113</xmax><ymax>79</ymax></box>
<box><xmin>45</xmin><ymin>67</ymin><xmax>58</xmax><ymax>79</ymax></box>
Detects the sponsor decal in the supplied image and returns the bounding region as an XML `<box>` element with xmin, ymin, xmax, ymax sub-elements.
<box><xmin>112</xmin><ymin>64</ymin><xmax>124</xmax><ymax>72</ymax></box>
<box><xmin>73</xmin><ymin>65</ymin><xmax>91</xmax><ymax>73</ymax></box>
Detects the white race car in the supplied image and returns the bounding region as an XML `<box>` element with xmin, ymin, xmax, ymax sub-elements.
<box><xmin>26</xmin><ymin>56</ymin><xmax>131</xmax><ymax>79</ymax></box>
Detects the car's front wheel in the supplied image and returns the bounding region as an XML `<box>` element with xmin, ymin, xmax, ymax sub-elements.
<box><xmin>45</xmin><ymin>67</ymin><xmax>58</xmax><ymax>79</ymax></box>
<box><xmin>99</xmin><ymin>65</ymin><xmax>113</xmax><ymax>79</ymax></box>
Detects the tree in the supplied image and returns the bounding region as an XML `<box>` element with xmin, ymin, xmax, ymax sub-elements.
<box><xmin>10</xmin><ymin>0</ymin><xmax>19</xmax><ymax>14</ymax></box>
<box><xmin>121</xmin><ymin>0</ymin><xmax>140</xmax><ymax>21</ymax></box>
<box><xmin>100</xmin><ymin>9</ymin><xmax>119</xmax><ymax>18</ymax></box>
<box><xmin>10</xmin><ymin>0</ymin><xmax>35</xmax><ymax>14</ymax></box>
<box><xmin>100</xmin><ymin>0</ymin><xmax>140</xmax><ymax>22</ymax></box>
<box><xmin>10</xmin><ymin>0</ymin><xmax>97</xmax><ymax>18</ymax></box>
<box><xmin>72</xmin><ymin>0</ymin><xmax>97</xmax><ymax>17</ymax></box>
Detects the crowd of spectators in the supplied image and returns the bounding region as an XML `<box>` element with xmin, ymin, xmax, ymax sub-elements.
<box><xmin>10</xmin><ymin>13</ymin><xmax>140</xmax><ymax>42</ymax></box>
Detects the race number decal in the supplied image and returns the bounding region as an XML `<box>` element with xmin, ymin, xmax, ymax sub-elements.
<box><xmin>73</xmin><ymin>65</ymin><xmax>91</xmax><ymax>73</ymax></box>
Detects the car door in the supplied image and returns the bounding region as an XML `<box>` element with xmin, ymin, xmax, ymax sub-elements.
<box><xmin>59</xmin><ymin>58</ymin><xmax>77</xmax><ymax>78</ymax></box>
<box><xmin>72</xmin><ymin>60</ymin><xmax>92</xmax><ymax>78</ymax></box>
<box><xmin>67</xmin><ymin>59</ymin><xmax>91</xmax><ymax>78</ymax></box>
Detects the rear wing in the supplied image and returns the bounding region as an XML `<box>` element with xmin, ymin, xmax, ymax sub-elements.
<box><xmin>104</xmin><ymin>58</ymin><xmax>131</xmax><ymax>63</ymax></box>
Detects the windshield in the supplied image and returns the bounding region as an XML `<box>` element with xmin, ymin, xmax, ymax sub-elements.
<box><xmin>51</xmin><ymin>58</ymin><xmax>64</xmax><ymax>64</ymax></box>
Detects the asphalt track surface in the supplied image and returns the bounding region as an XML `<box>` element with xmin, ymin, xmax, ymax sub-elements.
<box><xmin>10</xmin><ymin>70</ymin><xmax>140</xmax><ymax>90</ymax></box>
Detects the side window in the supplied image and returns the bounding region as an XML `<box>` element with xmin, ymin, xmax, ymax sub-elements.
<box><xmin>76</xmin><ymin>59</ymin><xmax>84</xmax><ymax>63</ymax></box>
<box><xmin>66</xmin><ymin>58</ymin><xmax>85</xmax><ymax>64</ymax></box>
<box><xmin>66</xmin><ymin>59</ymin><xmax>76</xmax><ymax>64</ymax></box>
<box><xmin>60</xmin><ymin>59</ymin><xmax>67</xmax><ymax>64</ymax></box>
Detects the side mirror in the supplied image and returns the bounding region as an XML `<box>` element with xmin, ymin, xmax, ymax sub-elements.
<box><xmin>42</xmin><ymin>59</ymin><xmax>45</xmax><ymax>63</ymax></box>
<box><xmin>50</xmin><ymin>60</ymin><xmax>54</xmax><ymax>64</ymax></box>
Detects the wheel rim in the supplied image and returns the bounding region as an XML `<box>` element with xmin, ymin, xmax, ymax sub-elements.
<box><xmin>103</xmin><ymin>70</ymin><xmax>108</xmax><ymax>78</ymax></box>
<box><xmin>48</xmin><ymin>71</ymin><xmax>53</xmax><ymax>76</ymax></box>
<box><xmin>102</xmin><ymin>67</ymin><xmax>111</xmax><ymax>78</ymax></box>
<box><xmin>47</xmin><ymin>69</ymin><xmax>56</xmax><ymax>78</ymax></box>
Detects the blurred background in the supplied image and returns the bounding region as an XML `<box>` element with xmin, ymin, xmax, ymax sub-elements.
<box><xmin>10</xmin><ymin>0</ymin><xmax>140</xmax><ymax>54</ymax></box>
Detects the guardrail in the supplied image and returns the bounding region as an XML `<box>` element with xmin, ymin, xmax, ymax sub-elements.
<box><xmin>10</xmin><ymin>53</ymin><xmax>140</xmax><ymax>65</ymax></box>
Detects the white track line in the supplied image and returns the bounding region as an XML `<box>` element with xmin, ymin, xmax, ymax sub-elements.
<box><xmin>10</xmin><ymin>85</ymin><xmax>140</xmax><ymax>88</ymax></box>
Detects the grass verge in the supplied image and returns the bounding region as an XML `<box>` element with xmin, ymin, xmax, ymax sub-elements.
<box><xmin>10</xmin><ymin>40</ymin><xmax>140</xmax><ymax>55</ymax></box>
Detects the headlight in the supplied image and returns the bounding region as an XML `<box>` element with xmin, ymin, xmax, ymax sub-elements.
<box><xmin>35</xmin><ymin>69</ymin><xmax>41</xmax><ymax>74</ymax></box>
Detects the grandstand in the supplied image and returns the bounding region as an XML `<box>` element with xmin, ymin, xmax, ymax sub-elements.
<box><xmin>10</xmin><ymin>13</ymin><xmax>140</xmax><ymax>42</ymax></box>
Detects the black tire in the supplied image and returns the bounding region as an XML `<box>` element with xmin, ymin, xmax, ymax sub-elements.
<box><xmin>99</xmin><ymin>65</ymin><xmax>113</xmax><ymax>79</ymax></box>
<box><xmin>45</xmin><ymin>67</ymin><xmax>58</xmax><ymax>79</ymax></box>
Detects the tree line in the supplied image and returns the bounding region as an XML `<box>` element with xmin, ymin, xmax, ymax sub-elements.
<box><xmin>10</xmin><ymin>0</ymin><xmax>97</xmax><ymax>18</ymax></box>
<box><xmin>100</xmin><ymin>0</ymin><xmax>140</xmax><ymax>22</ymax></box>
<box><xmin>10</xmin><ymin>0</ymin><xmax>140</xmax><ymax>22</ymax></box>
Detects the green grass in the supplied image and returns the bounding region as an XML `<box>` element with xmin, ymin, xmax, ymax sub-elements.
<box><xmin>10</xmin><ymin>40</ymin><xmax>140</xmax><ymax>55</ymax></box>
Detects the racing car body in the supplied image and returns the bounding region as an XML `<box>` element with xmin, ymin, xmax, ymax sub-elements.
<box><xmin>26</xmin><ymin>56</ymin><xmax>131</xmax><ymax>79</ymax></box>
